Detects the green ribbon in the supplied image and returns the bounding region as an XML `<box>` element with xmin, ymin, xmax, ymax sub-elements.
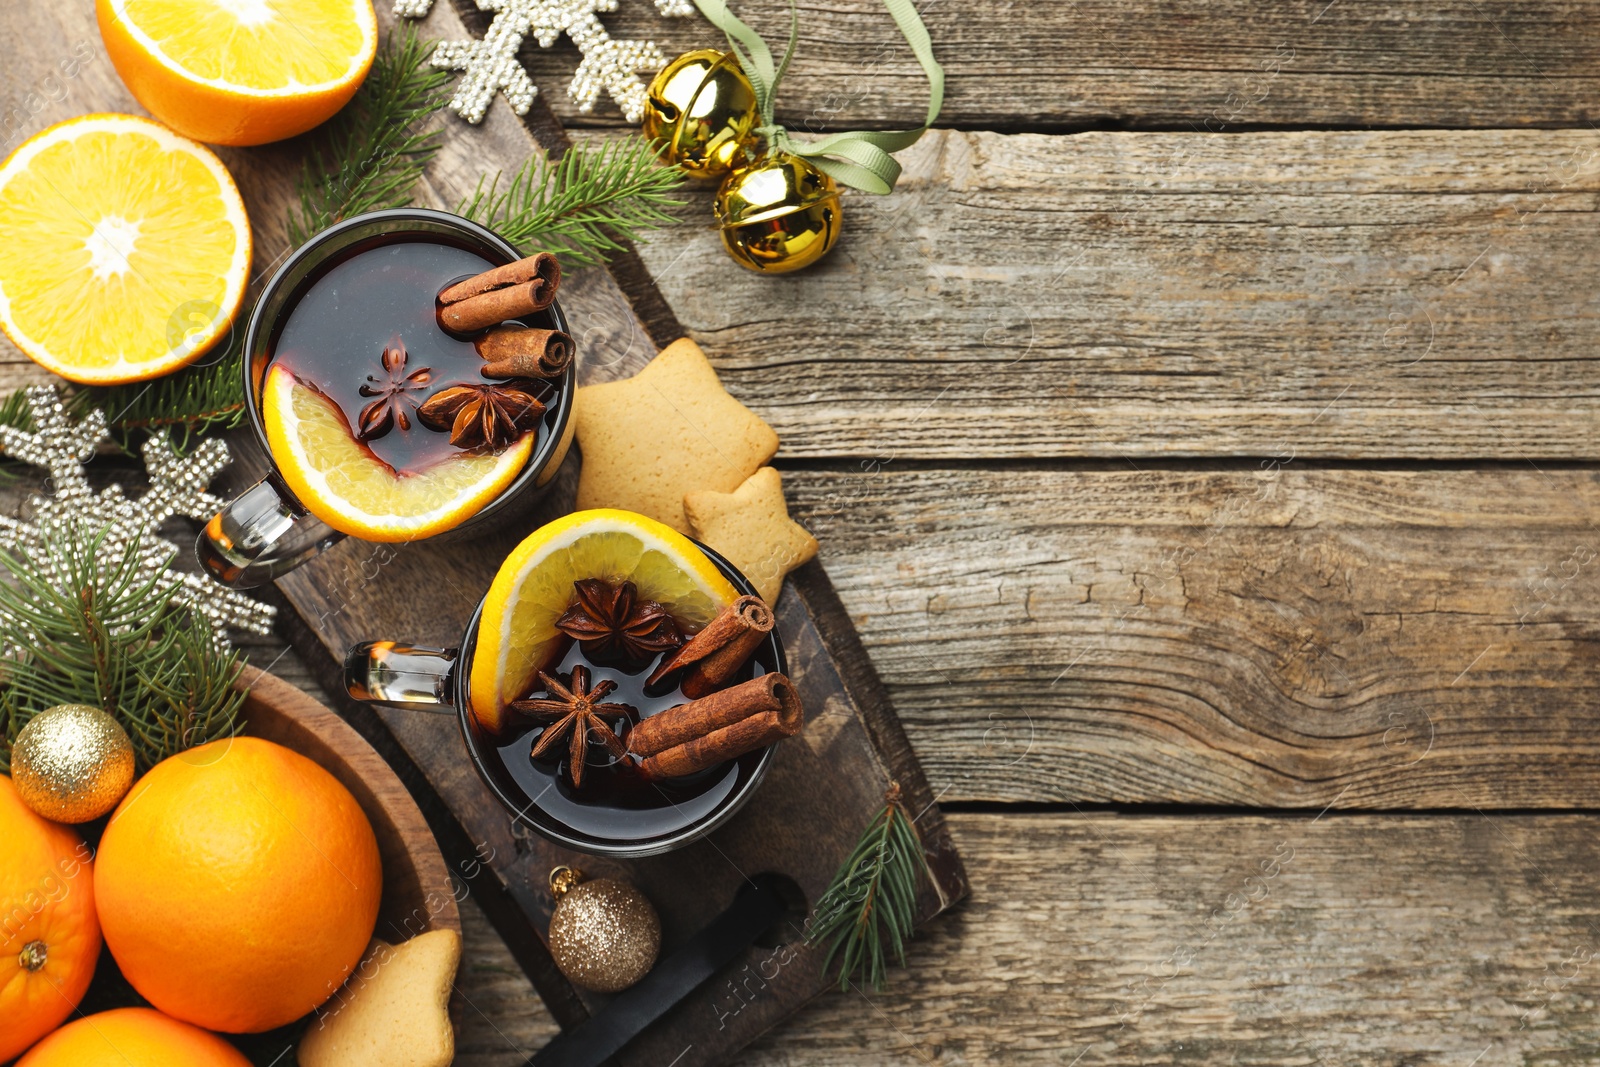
<box><xmin>691</xmin><ymin>0</ymin><xmax>945</xmax><ymax>194</ymax></box>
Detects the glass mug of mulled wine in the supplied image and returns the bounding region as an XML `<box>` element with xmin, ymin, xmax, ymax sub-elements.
<box><xmin>197</xmin><ymin>208</ymin><xmax>577</xmax><ymax>588</ymax></box>
<box><xmin>341</xmin><ymin>520</ymin><xmax>798</xmax><ymax>858</ymax></box>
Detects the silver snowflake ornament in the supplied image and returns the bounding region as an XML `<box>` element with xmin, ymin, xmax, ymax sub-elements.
<box><xmin>399</xmin><ymin>0</ymin><xmax>693</xmax><ymax>124</ymax></box>
<box><xmin>0</xmin><ymin>387</ymin><xmax>276</xmax><ymax>647</ymax></box>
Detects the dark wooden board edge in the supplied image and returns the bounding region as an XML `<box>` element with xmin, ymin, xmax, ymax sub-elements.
<box><xmin>787</xmin><ymin>559</ymin><xmax>969</xmax><ymax>914</ymax></box>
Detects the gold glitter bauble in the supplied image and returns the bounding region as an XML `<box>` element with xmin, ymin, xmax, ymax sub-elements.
<box><xmin>714</xmin><ymin>153</ymin><xmax>842</xmax><ymax>274</ymax></box>
<box><xmin>12</xmin><ymin>704</ymin><xmax>136</xmax><ymax>823</ymax></box>
<box><xmin>643</xmin><ymin>49</ymin><xmax>757</xmax><ymax>179</ymax></box>
<box><xmin>547</xmin><ymin>866</ymin><xmax>661</xmax><ymax>993</ymax></box>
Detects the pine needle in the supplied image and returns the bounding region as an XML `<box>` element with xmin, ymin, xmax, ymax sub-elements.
<box><xmin>0</xmin><ymin>525</ymin><xmax>245</xmax><ymax>773</ymax></box>
<box><xmin>458</xmin><ymin>136</ymin><xmax>688</xmax><ymax>267</ymax></box>
<box><xmin>288</xmin><ymin>25</ymin><xmax>452</xmax><ymax>245</ymax></box>
<box><xmin>86</xmin><ymin>338</ymin><xmax>248</xmax><ymax>453</ymax></box>
<box><xmin>805</xmin><ymin>783</ymin><xmax>929</xmax><ymax>992</ymax></box>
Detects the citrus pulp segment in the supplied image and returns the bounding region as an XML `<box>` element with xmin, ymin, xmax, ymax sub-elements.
<box><xmin>261</xmin><ymin>364</ymin><xmax>534</xmax><ymax>543</ymax></box>
<box><xmin>97</xmin><ymin>0</ymin><xmax>378</xmax><ymax>145</ymax></box>
<box><xmin>0</xmin><ymin>114</ymin><xmax>250</xmax><ymax>384</ymax></box>
<box><xmin>469</xmin><ymin>509</ymin><xmax>740</xmax><ymax>732</ymax></box>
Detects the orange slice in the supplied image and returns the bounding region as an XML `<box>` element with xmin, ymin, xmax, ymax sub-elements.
<box><xmin>470</xmin><ymin>509</ymin><xmax>739</xmax><ymax>732</ymax></box>
<box><xmin>261</xmin><ymin>364</ymin><xmax>534</xmax><ymax>543</ymax></box>
<box><xmin>0</xmin><ymin>114</ymin><xmax>250</xmax><ymax>385</ymax></box>
<box><xmin>97</xmin><ymin>0</ymin><xmax>378</xmax><ymax>146</ymax></box>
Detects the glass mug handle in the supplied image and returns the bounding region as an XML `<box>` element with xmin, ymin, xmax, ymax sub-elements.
<box><xmin>344</xmin><ymin>641</ymin><xmax>459</xmax><ymax>710</ymax></box>
<box><xmin>196</xmin><ymin>477</ymin><xmax>345</xmax><ymax>589</ymax></box>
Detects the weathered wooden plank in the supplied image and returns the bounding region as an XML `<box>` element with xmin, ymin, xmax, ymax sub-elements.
<box><xmin>784</xmin><ymin>466</ymin><xmax>1600</xmax><ymax>809</ymax></box>
<box><xmin>35</xmin><ymin>457</ymin><xmax>1600</xmax><ymax>815</ymax></box>
<box><xmin>721</xmin><ymin>812</ymin><xmax>1600</xmax><ymax>1066</ymax></box>
<box><xmin>622</xmin><ymin>126</ymin><xmax>1600</xmax><ymax>460</ymax></box>
<box><xmin>513</xmin><ymin>0</ymin><xmax>1600</xmax><ymax>131</ymax></box>
<box><xmin>454</xmin><ymin>810</ymin><xmax>1600</xmax><ymax>1066</ymax></box>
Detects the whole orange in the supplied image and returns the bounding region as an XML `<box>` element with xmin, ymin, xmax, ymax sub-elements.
<box><xmin>0</xmin><ymin>775</ymin><xmax>101</xmax><ymax>1062</ymax></box>
<box><xmin>95</xmin><ymin>737</ymin><xmax>382</xmax><ymax>1033</ymax></box>
<box><xmin>17</xmin><ymin>1007</ymin><xmax>251</xmax><ymax>1066</ymax></box>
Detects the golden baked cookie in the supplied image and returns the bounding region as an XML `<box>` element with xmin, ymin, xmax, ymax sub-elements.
<box><xmin>573</xmin><ymin>338</ymin><xmax>779</xmax><ymax>533</ymax></box>
<box><xmin>685</xmin><ymin>466</ymin><xmax>818</xmax><ymax>603</ymax></box>
<box><xmin>297</xmin><ymin>929</ymin><xmax>460</xmax><ymax>1067</ymax></box>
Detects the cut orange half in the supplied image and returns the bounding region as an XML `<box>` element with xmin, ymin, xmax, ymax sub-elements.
<box><xmin>261</xmin><ymin>364</ymin><xmax>533</xmax><ymax>544</ymax></box>
<box><xmin>97</xmin><ymin>0</ymin><xmax>378</xmax><ymax>146</ymax></box>
<box><xmin>0</xmin><ymin>114</ymin><xmax>250</xmax><ymax>385</ymax></box>
<box><xmin>470</xmin><ymin>510</ymin><xmax>739</xmax><ymax>732</ymax></box>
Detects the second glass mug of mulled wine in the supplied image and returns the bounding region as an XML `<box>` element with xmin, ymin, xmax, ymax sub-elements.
<box><xmin>197</xmin><ymin>209</ymin><xmax>577</xmax><ymax>589</ymax></box>
<box><xmin>341</xmin><ymin>535</ymin><xmax>796</xmax><ymax>858</ymax></box>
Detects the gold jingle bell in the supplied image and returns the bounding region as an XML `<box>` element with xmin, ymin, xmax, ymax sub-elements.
<box><xmin>714</xmin><ymin>153</ymin><xmax>842</xmax><ymax>274</ymax></box>
<box><xmin>643</xmin><ymin>49</ymin><xmax>758</xmax><ymax>179</ymax></box>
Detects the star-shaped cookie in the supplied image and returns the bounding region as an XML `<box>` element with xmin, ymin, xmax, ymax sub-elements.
<box><xmin>685</xmin><ymin>466</ymin><xmax>819</xmax><ymax>603</ymax></box>
<box><xmin>573</xmin><ymin>338</ymin><xmax>779</xmax><ymax>533</ymax></box>
<box><xmin>298</xmin><ymin>930</ymin><xmax>461</xmax><ymax>1067</ymax></box>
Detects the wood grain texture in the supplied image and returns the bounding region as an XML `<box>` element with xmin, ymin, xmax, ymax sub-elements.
<box><xmin>783</xmin><ymin>466</ymin><xmax>1600</xmax><ymax>809</ymax></box>
<box><xmin>450</xmin><ymin>811</ymin><xmax>1600</xmax><ymax>1066</ymax></box>
<box><xmin>510</xmin><ymin>0</ymin><xmax>1600</xmax><ymax>131</ymax></box>
<box><xmin>732</xmin><ymin>812</ymin><xmax>1600</xmax><ymax>1067</ymax></box>
<box><xmin>622</xmin><ymin>126</ymin><xmax>1600</xmax><ymax>461</ymax></box>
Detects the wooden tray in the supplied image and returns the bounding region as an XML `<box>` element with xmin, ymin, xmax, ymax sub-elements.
<box><xmin>256</xmin><ymin>4</ymin><xmax>968</xmax><ymax>1063</ymax></box>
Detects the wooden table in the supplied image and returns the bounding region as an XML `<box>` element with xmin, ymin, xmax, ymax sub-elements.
<box><xmin>6</xmin><ymin>1</ymin><xmax>1600</xmax><ymax>1063</ymax></box>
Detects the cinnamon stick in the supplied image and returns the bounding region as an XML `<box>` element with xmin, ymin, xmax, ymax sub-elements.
<box><xmin>629</xmin><ymin>673</ymin><xmax>802</xmax><ymax>779</ymax></box>
<box><xmin>439</xmin><ymin>252</ymin><xmax>561</xmax><ymax>305</ymax></box>
<box><xmin>476</xmin><ymin>325</ymin><xmax>574</xmax><ymax>379</ymax></box>
<box><xmin>437</xmin><ymin>252</ymin><xmax>561</xmax><ymax>334</ymax></box>
<box><xmin>646</xmin><ymin>595</ymin><xmax>773</xmax><ymax>699</ymax></box>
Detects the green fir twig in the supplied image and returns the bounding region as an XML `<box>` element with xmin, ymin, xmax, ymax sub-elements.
<box><xmin>288</xmin><ymin>25</ymin><xmax>452</xmax><ymax>245</ymax></box>
<box><xmin>87</xmin><ymin>338</ymin><xmax>247</xmax><ymax>453</ymax></box>
<box><xmin>0</xmin><ymin>526</ymin><xmax>245</xmax><ymax>773</ymax></box>
<box><xmin>458</xmin><ymin>136</ymin><xmax>688</xmax><ymax>267</ymax></box>
<box><xmin>805</xmin><ymin>783</ymin><xmax>929</xmax><ymax>992</ymax></box>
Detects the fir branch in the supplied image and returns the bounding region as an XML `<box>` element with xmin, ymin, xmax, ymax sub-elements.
<box><xmin>0</xmin><ymin>526</ymin><xmax>245</xmax><ymax>773</ymax></box>
<box><xmin>289</xmin><ymin>26</ymin><xmax>453</xmax><ymax>245</ymax></box>
<box><xmin>0</xmin><ymin>387</ymin><xmax>34</xmax><ymax>434</ymax></box>
<box><xmin>87</xmin><ymin>335</ymin><xmax>247</xmax><ymax>453</ymax></box>
<box><xmin>805</xmin><ymin>783</ymin><xmax>928</xmax><ymax>992</ymax></box>
<box><xmin>458</xmin><ymin>136</ymin><xmax>687</xmax><ymax>267</ymax></box>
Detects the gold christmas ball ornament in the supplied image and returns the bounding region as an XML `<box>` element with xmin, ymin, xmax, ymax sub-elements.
<box><xmin>643</xmin><ymin>49</ymin><xmax>758</xmax><ymax>179</ymax></box>
<box><xmin>12</xmin><ymin>704</ymin><xmax>136</xmax><ymax>823</ymax></box>
<box><xmin>546</xmin><ymin>866</ymin><xmax>661</xmax><ymax>993</ymax></box>
<box><xmin>715</xmin><ymin>153</ymin><xmax>843</xmax><ymax>274</ymax></box>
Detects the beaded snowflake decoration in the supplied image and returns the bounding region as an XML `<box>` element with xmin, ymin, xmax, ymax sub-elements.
<box><xmin>397</xmin><ymin>0</ymin><xmax>694</xmax><ymax>124</ymax></box>
<box><xmin>0</xmin><ymin>387</ymin><xmax>276</xmax><ymax>647</ymax></box>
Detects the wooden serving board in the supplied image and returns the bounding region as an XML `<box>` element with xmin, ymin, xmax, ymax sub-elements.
<box><xmin>255</xmin><ymin>4</ymin><xmax>968</xmax><ymax>1064</ymax></box>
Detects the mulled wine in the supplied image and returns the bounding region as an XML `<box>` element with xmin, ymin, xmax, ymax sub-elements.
<box><xmin>266</xmin><ymin>237</ymin><xmax>561</xmax><ymax>474</ymax></box>
<box><xmin>485</xmin><ymin>637</ymin><xmax>774</xmax><ymax>842</ymax></box>
<box><xmin>457</xmin><ymin>568</ymin><xmax>790</xmax><ymax>851</ymax></box>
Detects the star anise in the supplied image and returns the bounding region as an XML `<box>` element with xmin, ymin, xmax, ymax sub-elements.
<box><xmin>510</xmin><ymin>666</ymin><xmax>632</xmax><ymax>787</ymax></box>
<box><xmin>416</xmin><ymin>381</ymin><xmax>545</xmax><ymax>450</ymax></box>
<box><xmin>357</xmin><ymin>341</ymin><xmax>432</xmax><ymax>440</ymax></box>
<box><xmin>556</xmin><ymin>579</ymin><xmax>684</xmax><ymax>664</ymax></box>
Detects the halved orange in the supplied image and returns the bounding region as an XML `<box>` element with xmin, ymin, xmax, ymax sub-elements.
<box><xmin>0</xmin><ymin>114</ymin><xmax>251</xmax><ymax>385</ymax></box>
<box><xmin>97</xmin><ymin>0</ymin><xmax>377</xmax><ymax>146</ymax></box>
<box><xmin>470</xmin><ymin>509</ymin><xmax>739</xmax><ymax>732</ymax></box>
<box><xmin>261</xmin><ymin>364</ymin><xmax>534</xmax><ymax>543</ymax></box>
